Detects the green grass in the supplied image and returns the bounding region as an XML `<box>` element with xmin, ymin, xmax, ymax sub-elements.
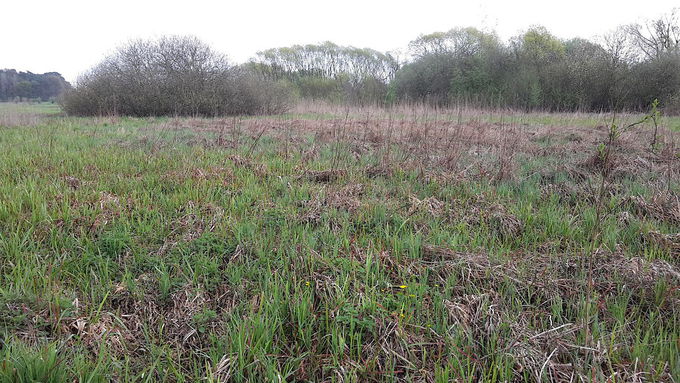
<box><xmin>0</xmin><ymin>102</ymin><xmax>63</xmax><ymax>116</ymax></box>
<box><xmin>0</xmin><ymin>104</ymin><xmax>678</xmax><ymax>382</ymax></box>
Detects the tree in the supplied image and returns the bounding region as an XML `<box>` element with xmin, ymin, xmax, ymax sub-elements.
<box><xmin>251</xmin><ymin>42</ymin><xmax>398</xmax><ymax>105</ymax></box>
<box><xmin>508</xmin><ymin>27</ymin><xmax>566</xmax><ymax>110</ymax></box>
<box><xmin>394</xmin><ymin>27</ymin><xmax>510</xmax><ymax>106</ymax></box>
<box><xmin>626</xmin><ymin>9</ymin><xmax>680</xmax><ymax>60</ymax></box>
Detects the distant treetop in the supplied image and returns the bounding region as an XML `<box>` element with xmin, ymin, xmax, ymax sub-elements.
<box><xmin>0</xmin><ymin>70</ymin><xmax>71</xmax><ymax>102</ymax></box>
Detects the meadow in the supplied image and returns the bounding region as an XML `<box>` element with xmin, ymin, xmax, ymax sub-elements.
<box><xmin>0</xmin><ymin>102</ymin><xmax>678</xmax><ymax>382</ymax></box>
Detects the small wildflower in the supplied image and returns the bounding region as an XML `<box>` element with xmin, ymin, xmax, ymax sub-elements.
<box><xmin>399</xmin><ymin>285</ymin><xmax>407</xmax><ymax>289</ymax></box>
<box><xmin>305</xmin><ymin>281</ymin><xmax>310</xmax><ymax>286</ymax></box>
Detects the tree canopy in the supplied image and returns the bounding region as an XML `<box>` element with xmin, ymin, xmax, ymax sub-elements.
<box><xmin>0</xmin><ymin>70</ymin><xmax>70</xmax><ymax>101</ymax></box>
<box><xmin>250</xmin><ymin>42</ymin><xmax>399</xmax><ymax>105</ymax></box>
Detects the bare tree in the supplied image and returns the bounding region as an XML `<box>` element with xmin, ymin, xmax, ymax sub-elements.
<box><xmin>626</xmin><ymin>9</ymin><xmax>680</xmax><ymax>60</ymax></box>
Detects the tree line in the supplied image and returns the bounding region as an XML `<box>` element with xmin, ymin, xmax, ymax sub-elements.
<box><xmin>62</xmin><ymin>8</ymin><xmax>680</xmax><ymax>116</ymax></box>
<box><xmin>250</xmin><ymin>9</ymin><xmax>679</xmax><ymax>113</ymax></box>
<box><xmin>392</xmin><ymin>20</ymin><xmax>680</xmax><ymax>113</ymax></box>
<box><xmin>0</xmin><ymin>69</ymin><xmax>70</xmax><ymax>102</ymax></box>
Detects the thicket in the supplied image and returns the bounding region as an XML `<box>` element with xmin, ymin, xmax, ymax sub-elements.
<box><xmin>392</xmin><ymin>22</ymin><xmax>680</xmax><ymax>113</ymax></box>
<box><xmin>61</xmin><ymin>36</ymin><xmax>293</xmax><ymax>117</ymax></box>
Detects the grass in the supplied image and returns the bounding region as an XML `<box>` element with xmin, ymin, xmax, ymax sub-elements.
<box><xmin>0</xmin><ymin>102</ymin><xmax>62</xmax><ymax>116</ymax></box>
<box><xmin>0</xmin><ymin>102</ymin><xmax>678</xmax><ymax>382</ymax></box>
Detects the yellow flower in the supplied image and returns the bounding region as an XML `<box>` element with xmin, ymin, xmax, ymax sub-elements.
<box><xmin>305</xmin><ymin>281</ymin><xmax>310</xmax><ymax>286</ymax></box>
<box><xmin>399</xmin><ymin>285</ymin><xmax>407</xmax><ymax>289</ymax></box>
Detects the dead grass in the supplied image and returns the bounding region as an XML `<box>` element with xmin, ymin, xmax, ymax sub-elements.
<box><xmin>622</xmin><ymin>192</ymin><xmax>680</xmax><ymax>226</ymax></box>
<box><xmin>423</xmin><ymin>245</ymin><xmax>679</xmax><ymax>381</ymax></box>
<box><xmin>645</xmin><ymin>231</ymin><xmax>680</xmax><ymax>255</ymax></box>
<box><xmin>422</xmin><ymin>246</ymin><xmax>680</xmax><ymax>310</ymax></box>
<box><xmin>140</xmin><ymin>110</ymin><xmax>678</xmax><ymax>194</ymax></box>
<box><xmin>300</xmin><ymin>169</ymin><xmax>348</xmax><ymax>183</ymax></box>
<box><xmin>299</xmin><ymin>183</ymin><xmax>364</xmax><ymax>225</ymax></box>
<box><xmin>155</xmin><ymin>201</ymin><xmax>226</xmax><ymax>256</ymax></box>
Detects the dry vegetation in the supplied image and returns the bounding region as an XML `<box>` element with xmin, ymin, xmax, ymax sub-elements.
<box><xmin>0</xmin><ymin>102</ymin><xmax>679</xmax><ymax>382</ymax></box>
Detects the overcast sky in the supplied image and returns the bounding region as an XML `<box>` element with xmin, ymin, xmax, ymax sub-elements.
<box><xmin>3</xmin><ymin>0</ymin><xmax>678</xmax><ymax>82</ymax></box>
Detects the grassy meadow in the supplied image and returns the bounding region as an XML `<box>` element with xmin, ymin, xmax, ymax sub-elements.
<box><xmin>0</xmin><ymin>102</ymin><xmax>678</xmax><ymax>382</ymax></box>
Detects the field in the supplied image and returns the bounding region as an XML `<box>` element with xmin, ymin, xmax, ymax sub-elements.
<box><xmin>0</xmin><ymin>102</ymin><xmax>678</xmax><ymax>382</ymax></box>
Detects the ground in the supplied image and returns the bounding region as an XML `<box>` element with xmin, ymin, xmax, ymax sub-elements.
<box><xmin>0</xmin><ymin>102</ymin><xmax>678</xmax><ymax>382</ymax></box>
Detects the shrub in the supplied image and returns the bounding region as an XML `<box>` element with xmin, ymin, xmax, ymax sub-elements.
<box><xmin>60</xmin><ymin>36</ymin><xmax>292</xmax><ymax>116</ymax></box>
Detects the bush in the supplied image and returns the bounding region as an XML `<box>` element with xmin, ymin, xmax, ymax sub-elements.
<box><xmin>60</xmin><ymin>36</ymin><xmax>292</xmax><ymax>116</ymax></box>
<box><xmin>227</xmin><ymin>71</ymin><xmax>296</xmax><ymax>115</ymax></box>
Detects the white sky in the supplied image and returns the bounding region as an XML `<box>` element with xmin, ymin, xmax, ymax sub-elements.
<box><xmin>2</xmin><ymin>0</ymin><xmax>678</xmax><ymax>82</ymax></box>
